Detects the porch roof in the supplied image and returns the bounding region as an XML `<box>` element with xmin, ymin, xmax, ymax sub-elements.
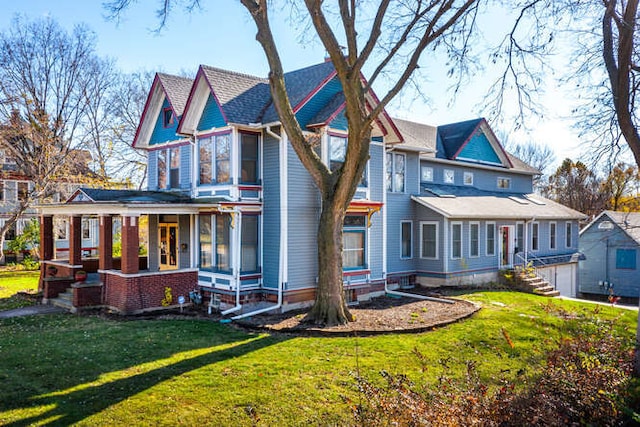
<box><xmin>412</xmin><ymin>186</ymin><xmax>587</xmax><ymax>220</ymax></box>
<box><xmin>38</xmin><ymin>188</ymin><xmax>249</xmax><ymax>216</ymax></box>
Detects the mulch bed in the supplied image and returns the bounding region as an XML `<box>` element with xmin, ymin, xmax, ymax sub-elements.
<box><xmin>235</xmin><ymin>294</ymin><xmax>480</xmax><ymax>337</ymax></box>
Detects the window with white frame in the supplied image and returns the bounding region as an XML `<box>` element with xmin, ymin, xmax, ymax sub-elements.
<box><xmin>82</xmin><ymin>218</ymin><xmax>91</xmax><ymax>240</ymax></box>
<box><xmin>486</xmin><ymin>222</ymin><xmax>496</xmax><ymax>256</ymax></box>
<box><xmin>497</xmin><ymin>177</ymin><xmax>511</xmax><ymax>189</ymax></box>
<box><xmin>343</xmin><ymin>215</ymin><xmax>366</xmax><ymax>269</ymax></box>
<box><xmin>198</xmin><ymin>213</ymin><xmax>234</xmax><ymax>272</ymax></box>
<box><xmin>550</xmin><ymin>222</ymin><xmax>557</xmax><ymax>250</ymax></box>
<box><xmin>198</xmin><ymin>215</ymin><xmax>212</xmax><ymax>270</ymax></box>
<box><xmin>420</xmin><ymin>221</ymin><xmax>438</xmax><ymax>259</ymax></box>
<box><xmin>420</xmin><ymin>165</ymin><xmax>433</xmax><ymax>182</ymax></box>
<box><xmin>565</xmin><ymin>222</ymin><xmax>572</xmax><ymax>248</ymax></box>
<box><xmin>240</xmin><ymin>132</ymin><xmax>259</xmax><ymax>184</ymax></box>
<box><xmin>0</xmin><ymin>181</ymin><xmax>4</xmax><ymax>201</ymax></box>
<box><xmin>55</xmin><ymin>218</ymin><xmax>68</xmax><ymax>240</ymax></box>
<box><xmin>444</xmin><ymin>169</ymin><xmax>455</xmax><ymax>184</ymax></box>
<box><xmin>470</xmin><ymin>222</ymin><xmax>479</xmax><ymax>257</ymax></box>
<box><xmin>401</xmin><ymin>221</ymin><xmax>412</xmax><ymax>259</ymax></box>
<box><xmin>451</xmin><ymin>222</ymin><xmax>462</xmax><ymax>259</ymax></box>
<box><xmin>531</xmin><ymin>222</ymin><xmax>539</xmax><ymax>251</ymax></box>
<box><xmin>157</xmin><ymin>150</ymin><xmax>167</xmax><ymax>189</ymax></box>
<box><xmin>169</xmin><ymin>147</ymin><xmax>180</xmax><ymax>189</ymax></box>
<box><xmin>241</xmin><ymin>215</ymin><xmax>259</xmax><ymax>273</ymax></box>
<box><xmin>330</xmin><ymin>135</ymin><xmax>366</xmax><ymax>186</ymax></box>
<box><xmin>516</xmin><ymin>222</ymin><xmax>524</xmax><ymax>254</ymax></box>
<box><xmin>198</xmin><ymin>133</ymin><xmax>231</xmax><ymax>185</ymax></box>
<box><xmin>386</xmin><ymin>152</ymin><xmax>405</xmax><ymax>192</ymax></box>
<box><xmin>463</xmin><ymin>172</ymin><xmax>474</xmax><ymax>186</ymax></box>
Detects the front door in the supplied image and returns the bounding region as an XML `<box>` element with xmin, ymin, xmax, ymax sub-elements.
<box><xmin>499</xmin><ymin>225</ymin><xmax>514</xmax><ymax>268</ymax></box>
<box><xmin>159</xmin><ymin>223</ymin><xmax>178</xmax><ymax>270</ymax></box>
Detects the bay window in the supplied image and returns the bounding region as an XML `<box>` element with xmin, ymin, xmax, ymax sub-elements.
<box><xmin>199</xmin><ymin>133</ymin><xmax>231</xmax><ymax>185</ymax></box>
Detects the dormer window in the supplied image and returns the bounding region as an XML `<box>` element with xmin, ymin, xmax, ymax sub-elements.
<box><xmin>162</xmin><ymin>108</ymin><xmax>174</xmax><ymax>128</ymax></box>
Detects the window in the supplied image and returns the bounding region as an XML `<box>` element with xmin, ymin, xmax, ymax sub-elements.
<box><xmin>56</xmin><ymin>218</ymin><xmax>68</xmax><ymax>240</ymax></box>
<box><xmin>215</xmin><ymin>214</ymin><xmax>231</xmax><ymax>272</ymax></box>
<box><xmin>17</xmin><ymin>182</ymin><xmax>28</xmax><ymax>202</ymax></box>
<box><xmin>343</xmin><ymin>215</ymin><xmax>366</xmax><ymax>269</ymax></box>
<box><xmin>157</xmin><ymin>150</ymin><xmax>167</xmax><ymax>189</ymax></box>
<box><xmin>470</xmin><ymin>222</ymin><xmax>479</xmax><ymax>257</ymax></box>
<box><xmin>531</xmin><ymin>222</ymin><xmax>539</xmax><ymax>251</ymax></box>
<box><xmin>199</xmin><ymin>133</ymin><xmax>231</xmax><ymax>185</ymax></box>
<box><xmin>444</xmin><ymin>169</ymin><xmax>455</xmax><ymax>184</ymax></box>
<box><xmin>386</xmin><ymin>152</ymin><xmax>405</xmax><ymax>192</ymax></box>
<box><xmin>516</xmin><ymin>223</ymin><xmax>524</xmax><ymax>253</ymax></box>
<box><xmin>565</xmin><ymin>222</ymin><xmax>572</xmax><ymax>248</ymax></box>
<box><xmin>463</xmin><ymin>172</ymin><xmax>474</xmax><ymax>186</ymax></box>
<box><xmin>616</xmin><ymin>249</ymin><xmax>637</xmax><ymax>270</ymax></box>
<box><xmin>162</xmin><ymin>107</ymin><xmax>174</xmax><ymax>128</ymax></box>
<box><xmin>82</xmin><ymin>218</ymin><xmax>91</xmax><ymax>239</ymax></box>
<box><xmin>497</xmin><ymin>177</ymin><xmax>511</xmax><ymax>189</ymax></box>
<box><xmin>401</xmin><ymin>221</ymin><xmax>412</xmax><ymax>259</ymax></box>
<box><xmin>421</xmin><ymin>166</ymin><xmax>433</xmax><ymax>182</ymax></box>
<box><xmin>199</xmin><ymin>215</ymin><xmax>212</xmax><ymax>270</ymax></box>
<box><xmin>329</xmin><ymin>135</ymin><xmax>347</xmax><ymax>172</ymax></box>
<box><xmin>241</xmin><ymin>215</ymin><xmax>259</xmax><ymax>272</ymax></box>
<box><xmin>0</xmin><ymin>181</ymin><xmax>4</xmax><ymax>201</ymax></box>
<box><xmin>240</xmin><ymin>133</ymin><xmax>259</xmax><ymax>184</ymax></box>
<box><xmin>5</xmin><ymin>222</ymin><xmax>16</xmax><ymax>241</ymax></box>
<box><xmin>486</xmin><ymin>222</ymin><xmax>496</xmax><ymax>256</ymax></box>
<box><xmin>420</xmin><ymin>222</ymin><xmax>438</xmax><ymax>259</ymax></box>
<box><xmin>451</xmin><ymin>222</ymin><xmax>462</xmax><ymax>259</ymax></box>
<box><xmin>169</xmin><ymin>147</ymin><xmax>180</xmax><ymax>189</ymax></box>
<box><xmin>549</xmin><ymin>222</ymin><xmax>557</xmax><ymax>250</ymax></box>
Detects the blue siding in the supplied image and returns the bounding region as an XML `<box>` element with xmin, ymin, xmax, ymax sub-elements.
<box><xmin>179</xmin><ymin>145</ymin><xmax>191</xmax><ymax>191</ymax></box>
<box><xmin>368</xmin><ymin>143</ymin><xmax>384</xmax><ymax>280</ymax></box>
<box><xmin>148</xmin><ymin>150</ymin><xmax>158</xmax><ymax>190</ymax></box>
<box><xmin>197</xmin><ymin>93</ymin><xmax>227</xmax><ymax>131</ymax></box>
<box><xmin>457</xmin><ymin>132</ymin><xmax>502</xmax><ymax>164</ymax></box>
<box><xmin>579</xmin><ymin>215</ymin><xmax>640</xmax><ymax>298</ymax></box>
<box><xmin>286</xmin><ymin>142</ymin><xmax>320</xmax><ymax>290</ymax></box>
<box><xmin>178</xmin><ymin>215</ymin><xmax>191</xmax><ymax>269</ymax></box>
<box><xmin>149</xmin><ymin>99</ymin><xmax>180</xmax><ymax>146</ymax></box>
<box><xmin>262</xmin><ymin>132</ymin><xmax>281</xmax><ymax>289</ymax></box>
<box><xmin>328</xmin><ymin>109</ymin><xmax>348</xmax><ymax>131</ymax></box>
<box><xmin>296</xmin><ymin>76</ymin><xmax>342</xmax><ymax>128</ymax></box>
<box><xmin>148</xmin><ymin>215</ymin><xmax>159</xmax><ymax>271</ymax></box>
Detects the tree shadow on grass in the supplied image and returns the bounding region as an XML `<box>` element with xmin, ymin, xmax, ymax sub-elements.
<box><xmin>4</xmin><ymin>332</ymin><xmax>284</xmax><ymax>427</ymax></box>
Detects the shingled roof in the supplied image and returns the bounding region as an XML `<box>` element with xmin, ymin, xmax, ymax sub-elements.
<box><xmin>157</xmin><ymin>73</ymin><xmax>194</xmax><ymax>116</ymax></box>
<box><xmin>585</xmin><ymin>211</ymin><xmax>640</xmax><ymax>245</ymax></box>
<box><xmin>435</xmin><ymin>118</ymin><xmax>483</xmax><ymax>159</ymax></box>
<box><xmin>201</xmin><ymin>65</ymin><xmax>270</xmax><ymax>124</ymax></box>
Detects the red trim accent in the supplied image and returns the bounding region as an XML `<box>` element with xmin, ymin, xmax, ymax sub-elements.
<box><xmin>343</xmin><ymin>269</ymin><xmax>371</xmax><ymax>277</ymax></box>
<box><xmin>240</xmin><ymin>274</ymin><xmax>262</xmax><ymax>280</ymax></box>
<box><xmin>360</xmin><ymin>72</ymin><xmax>403</xmax><ymax>143</ymax></box>
<box><xmin>451</xmin><ymin>121</ymin><xmax>482</xmax><ymax>159</ymax></box>
<box><xmin>348</xmin><ymin>200</ymin><xmax>383</xmax><ymax>208</ymax></box>
<box><xmin>238</xmin><ymin>185</ymin><xmax>262</xmax><ymax>191</ymax></box>
<box><xmin>292</xmin><ymin>69</ymin><xmax>338</xmax><ymax>113</ymax></box>
<box><xmin>482</xmin><ymin>118</ymin><xmax>514</xmax><ymax>168</ymax></box>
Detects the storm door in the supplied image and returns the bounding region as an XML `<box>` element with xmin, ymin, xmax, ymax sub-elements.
<box><xmin>499</xmin><ymin>225</ymin><xmax>515</xmax><ymax>268</ymax></box>
<box><xmin>159</xmin><ymin>223</ymin><xmax>178</xmax><ymax>270</ymax></box>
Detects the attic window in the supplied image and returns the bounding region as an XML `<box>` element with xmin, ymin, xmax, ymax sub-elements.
<box><xmin>163</xmin><ymin>108</ymin><xmax>175</xmax><ymax>128</ymax></box>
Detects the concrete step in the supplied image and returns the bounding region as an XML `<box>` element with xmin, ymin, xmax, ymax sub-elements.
<box><xmin>50</xmin><ymin>288</ymin><xmax>74</xmax><ymax>311</ymax></box>
<box><xmin>534</xmin><ymin>289</ymin><xmax>561</xmax><ymax>297</ymax></box>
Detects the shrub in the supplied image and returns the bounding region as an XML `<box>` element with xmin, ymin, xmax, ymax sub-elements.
<box><xmin>354</xmin><ymin>312</ymin><xmax>637</xmax><ymax>426</ymax></box>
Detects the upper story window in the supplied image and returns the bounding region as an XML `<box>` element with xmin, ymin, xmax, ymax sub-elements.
<box><xmin>463</xmin><ymin>172</ymin><xmax>474</xmax><ymax>186</ymax></box>
<box><xmin>386</xmin><ymin>152</ymin><xmax>405</xmax><ymax>192</ymax></box>
<box><xmin>17</xmin><ymin>181</ymin><xmax>29</xmax><ymax>202</ymax></box>
<box><xmin>531</xmin><ymin>222</ymin><xmax>539</xmax><ymax>251</ymax></box>
<box><xmin>550</xmin><ymin>222</ymin><xmax>557</xmax><ymax>250</ymax></box>
<box><xmin>420</xmin><ymin>166</ymin><xmax>433</xmax><ymax>182</ymax></box>
<box><xmin>158</xmin><ymin>150</ymin><xmax>167</xmax><ymax>189</ymax></box>
<box><xmin>497</xmin><ymin>177</ymin><xmax>511</xmax><ymax>189</ymax></box>
<box><xmin>444</xmin><ymin>169</ymin><xmax>454</xmax><ymax>184</ymax></box>
<box><xmin>565</xmin><ymin>222</ymin><xmax>572</xmax><ymax>248</ymax></box>
<box><xmin>169</xmin><ymin>147</ymin><xmax>180</xmax><ymax>189</ymax></box>
<box><xmin>241</xmin><ymin>132</ymin><xmax>259</xmax><ymax>184</ymax></box>
<box><xmin>330</xmin><ymin>135</ymin><xmax>366</xmax><ymax>186</ymax></box>
<box><xmin>199</xmin><ymin>133</ymin><xmax>231</xmax><ymax>185</ymax></box>
<box><xmin>162</xmin><ymin>108</ymin><xmax>174</xmax><ymax>128</ymax></box>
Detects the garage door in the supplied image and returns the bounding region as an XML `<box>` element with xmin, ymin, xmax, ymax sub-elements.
<box><xmin>554</xmin><ymin>265</ymin><xmax>575</xmax><ymax>297</ymax></box>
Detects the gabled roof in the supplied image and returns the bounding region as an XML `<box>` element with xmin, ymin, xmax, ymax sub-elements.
<box><xmin>580</xmin><ymin>210</ymin><xmax>640</xmax><ymax>245</ymax></box>
<box><xmin>307</xmin><ymin>91</ymin><xmax>346</xmax><ymax>128</ymax></box>
<box><xmin>392</xmin><ymin>118</ymin><xmax>437</xmax><ymax>153</ymax></box>
<box><xmin>413</xmin><ymin>184</ymin><xmax>587</xmax><ymax>220</ymax></box>
<box><xmin>132</xmin><ymin>73</ymin><xmax>194</xmax><ymax>149</ymax></box>
<box><xmin>437</xmin><ymin>118</ymin><xmax>513</xmax><ymax>167</ymax></box>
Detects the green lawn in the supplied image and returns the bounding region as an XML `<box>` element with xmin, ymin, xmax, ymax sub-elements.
<box><xmin>0</xmin><ymin>291</ymin><xmax>636</xmax><ymax>426</ymax></box>
<box><xmin>0</xmin><ymin>268</ymin><xmax>40</xmax><ymax>310</ymax></box>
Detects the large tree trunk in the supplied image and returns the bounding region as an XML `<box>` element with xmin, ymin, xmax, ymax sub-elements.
<box><xmin>305</xmin><ymin>200</ymin><xmax>354</xmax><ymax>325</ymax></box>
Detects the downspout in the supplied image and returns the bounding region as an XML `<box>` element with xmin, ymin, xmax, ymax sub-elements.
<box><xmin>230</xmin><ymin>125</ymin><xmax>285</xmax><ymax>319</ymax></box>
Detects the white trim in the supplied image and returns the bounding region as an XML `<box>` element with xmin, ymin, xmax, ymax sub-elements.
<box><xmin>565</xmin><ymin>221</ymin><xmax>573</xmax><ymax>248</ymax></box>
<box><xmin>463</xmin><ymin>171</ymin><xmax>474</xmax><ymax>186</ymax></box>
<box><xmin>418</xmin><ymin>156</ymin><xmax>538</xmax><ymax>176</ymax></box>
<box><xmin>497</xmin><ymin>176</ymin><xmax>511</xmax><ymax>189</ymax></box>
<box><xmin>469</xmin><ymin>221</ymin><xmax>480</xmax><ymax>258</ymax></box>
<box><xmin>451</xmin><ymin>221</ymin><xmax>463</xmax><ymax>259</ymax></box>
<box><xmin>443</xmin><ymin>169</ymin><xmax>455</xmax><ymax>184</ymax></box>
<box><xmin>419</xmin><ymin>221</ymin><xmax>439</xmax><ymax>260</ymax></box>
<box><xmin>420</xmin><ymin>165</ymin><xmax>434</xmax><ymax>183</ymax></box>
<box><xmin>531</xmin><ymin>221</ymin><xmax>540</xmax><ymax>251</ymax></box>
<box><xmin>400</xmin><ymin>220</ymin><xmax>413</xmax><ymax>259</ymax></box>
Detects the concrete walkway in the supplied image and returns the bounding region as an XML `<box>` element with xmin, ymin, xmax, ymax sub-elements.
<box><xmin>0</xmin><ymin>304</ymin><xmax>66</xmax><ymax>319</ymax></box>
<box><xmin>558</xmin><ymin>296</ymin><xmax>639</xmax><ymax>311</ymax></box>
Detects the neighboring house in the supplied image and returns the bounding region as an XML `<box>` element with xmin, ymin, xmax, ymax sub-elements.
<box><xmin>37</xmin><ymin>61</ymin><xmax>585</xmax><ymax>315</ymax></box>
<box><xmin>579</xmin><ymin>211</ymin><xmax>640</xmax><ymax>300</ymax></box>
<box><xmin>0</xmin><ymin>148</ymin><xmax>99</xmax><ymax>262</ymax></box>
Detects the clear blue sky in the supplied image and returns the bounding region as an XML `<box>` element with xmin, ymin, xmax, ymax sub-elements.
<box><xmin>0</xmin><ymin>1</ymin><xmax>582</xmax><ymax>167</ymax></box>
